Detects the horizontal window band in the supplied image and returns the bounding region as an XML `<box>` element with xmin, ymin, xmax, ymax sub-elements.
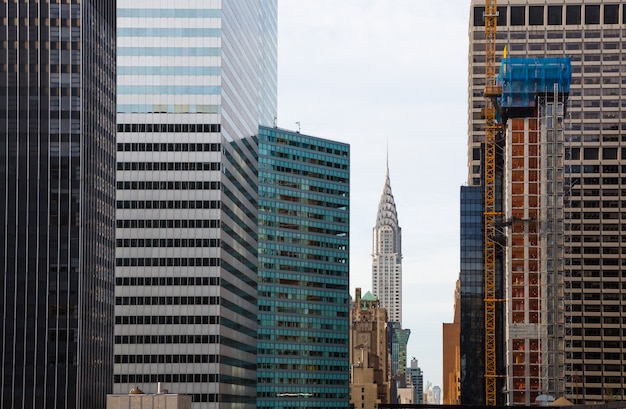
<box><xmin>118</xmin><ymin>104</ymin><xmax>220</xmax><ymax>114</ymax></box>
<box><xmin>116</xmin><ymin>257</ymin><xmax>220</xmax><ymax>267</ymax></box>
<box><xmin>117</xmin><ymin>162</ymin><xmax>221</xmax><ymax>171</ymax></box>
<box><xmin>116</xmin><ymin>181</ymin><xmax>221</xmax><ymax>190</ymax></box>
<box><xmin>117</xmin><ymin>123</ymin><xmax>220</xmax><ymax>133</ymax></box>
<box><xmin>118</xmin><ymin>47</ymin><xmax>221</xmax><ymax>56</ymax></box>
<box><xmin>118</xmin><ymin>8</ymin><xmax>221</xmax><ymax>18</ymax></box>
<box><xmin>116</xmin><ymin>219</ymin><xmax>220</xmax><ymax>229</ymax></box>
<box><xmin>118</xmin><ymin>28</ymin><xmax>221</xmax><ymax>37</ymax></box>
<box><xmin>118</xmin><ymin>85</ymin><xmax>221</xmax><ymax>94</ymax></box>
<box><xmin>118</xmin><ymin>66</ymin><xmax>220</xmax><ymax>75</ymax></box>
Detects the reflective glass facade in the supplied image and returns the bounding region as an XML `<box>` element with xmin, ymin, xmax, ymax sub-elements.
<box><xmin>459</xmin><ymin>186</ymin><xmax>488</xmax><ymax>404</ymax></box>
<box><xmin>114</xmin><ymin>2</ymin><xmax>277</xmax><ymax>408</ymax></box>
<box><xmin>257</xmin><ymin>126</ymin><xmax>350</xmax><ymax>408</ymax></box>
<box><xmin>0</xmin><ymin>1</ymin><xmax>117</xmax><ymax>408</ymax></box>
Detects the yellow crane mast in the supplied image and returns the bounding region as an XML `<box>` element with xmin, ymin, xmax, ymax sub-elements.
<box><xmin>482</xmin><ymin>0</ymin><xmax>501</xmax><ymax>406</ymax></box>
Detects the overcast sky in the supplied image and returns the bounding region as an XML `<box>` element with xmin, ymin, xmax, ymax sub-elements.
<box><xmin>277</xmin><ymin>1</ymin><xmax>471</xmax><ymax>387</ymax></box>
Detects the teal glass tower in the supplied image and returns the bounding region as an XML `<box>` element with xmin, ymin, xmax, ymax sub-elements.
<box><xmin>257</xmin><ymin>126</ymin><xmax>350</xmax><ymax>408</ymax></box>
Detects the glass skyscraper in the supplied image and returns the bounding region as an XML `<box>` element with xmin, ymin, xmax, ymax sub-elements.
<box><xmin>114</xmin><ymin>2</ymin><xmax>277</xmax><ymax>408</ymax></box>
<box><xmin>257</xmin><ymin>126</ymin><xmax>350</xmax><ymax>408</ymax></box>
<box><xmin>0</xmin><ymin>2</ymin><xmax>117</xmax><ymax>408</ymax></box>
<box><xmin>459</xmin><ymin>185</ymin><xmax>493</xmax><ymax>404</ymax></box>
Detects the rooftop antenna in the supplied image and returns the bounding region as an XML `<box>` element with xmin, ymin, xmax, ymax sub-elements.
<box><xmin>386</xmin><ymin>138</ymin><xmax>390</xmax><ymax>175</ymax></box>
<box><xmin>273</xmin><ymin>116</ymin><xmax>277</xmax><ymax>128</ymax></box>
<box><xmin>295</xmin><ymin>121</ymin><xmax>301</xmax><ymax>133</ymax></box>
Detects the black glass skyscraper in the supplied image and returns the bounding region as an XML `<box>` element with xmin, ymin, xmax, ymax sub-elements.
<box><xmin>0</xmin><ymin>2</ymin><xmax>117</xmax><ymax>408</ymax></box>
<box><xmin>459</xmin><ymin>185</ymin><xmax>486</xmax><ymax>404</ymax></box>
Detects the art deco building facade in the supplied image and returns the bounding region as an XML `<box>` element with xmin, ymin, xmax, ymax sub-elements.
<box><xmin>371</xmin><ymin>167</ymin><xmax>402</xmax><ymax>325</ymax></box>
<box><xmin>467</xmin><ymin>0</ymin><xmax>626</xmax><ymax>404</ymax></box>
<box><xmin>0</xmin><ymin>2</ymin><xmax>117</xmax><ymax>408</ymax></box>
<box><xmin>350</xmin><ymin>289</ymin><xmax>390</xmax><ymax>409</ymax></box>
<box><xmin>114</xmin><ymin>2</ymin><xmax>277</xmax><ymax>408</ymax></box>
<box><xmin>257</xmin><ymin>126</ymin><xmax>350</xmax><ymax>408</ymax></box>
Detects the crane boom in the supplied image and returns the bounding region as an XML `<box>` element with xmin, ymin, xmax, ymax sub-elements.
<box><xmin>483</xmin><ymin>0</ymin><xmax>500</xmax><ymax>406</ymax></box>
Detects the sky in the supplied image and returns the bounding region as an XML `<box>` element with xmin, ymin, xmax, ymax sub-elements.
<box><xmin>277</xmin><ymin>1</ymin><xmax>471</xmax><ymax>388</ymax></box>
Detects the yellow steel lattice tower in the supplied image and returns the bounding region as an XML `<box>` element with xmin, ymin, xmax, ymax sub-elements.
<box><xmin>483</xmin><ymin>0</ymin><xmax>501</xmax><ymax>405</ymax></box>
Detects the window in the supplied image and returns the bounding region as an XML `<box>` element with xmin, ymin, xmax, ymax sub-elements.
<box><xmin>604</xmin><ymin>4</ymin><xmax>619</xmax><ymax>24</ymax></box>
<box><xmin>474</xmin><ymin>7</ymin><xmax>484</xmax><ymax>26</ymax></box>
<box><xmin>584</xmin><ymin>148</ymin><xmax>599</xmax><ymax>160</ymax></box>
<box><xmin>497</xmin><ymin>6</ymin><xmax>507</xmax><ymax>26</ymax></box>
<box><xmin>547</xmin><ymin>6</ymin><xmax>562</xmax><ymax>25</ymax></box>
<box><xmin>585</xmin><ymin>5</ymin><xmax>600</xmax><ymax>24</ymax></box>
<box><xmin>529</xmin><ymin>6</ymin><xmax>544</xmax><ymax>25</ymax></box>
<box><xmin>566</xmin><ymin>147</ymin><xmax>580</xmax><ymax>160</ymax></box>
<box><xmin>510</xmin><ymin>6</ymin><xmax>525</xmax><ymax>25</ymax></box>
<box><xmin>566</xmin><ymin>5</ymin><xmax>581</xmax><ymax>25</ymax></box>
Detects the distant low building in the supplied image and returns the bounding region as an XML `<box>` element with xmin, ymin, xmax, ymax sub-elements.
<box><xmin>424</xmin><ymin>381</ymin><xmax>442</xmax><ymax>404</ymax></box>
<box><xmin>442</xmin><ymin>280</ymin><xmax>461</xmax><ymax>404</ymax></box>
<box><xmin>107</xmin><ymin>385</ymin><xmax>192</xmax><ymax>409</ymax></box>
<box><xmin>350</xmin><ymin>288</ymin><xmax>390</xmax><ymax>409</ymax></box>
<box><xmin>407</xmin><ymin>358</ymin><xmax>424</xmax><ymax>404</ymax></box>
<box><xmin>397</xmin><ymin>385</ymin><xmax>415</xmax><ymax>404</ymax></box>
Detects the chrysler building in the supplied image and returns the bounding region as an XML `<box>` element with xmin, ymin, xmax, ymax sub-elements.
<box><xmin>372</xmin><ymin>165</ymin><xmax>403</xmax><ymax>324</ymax></box>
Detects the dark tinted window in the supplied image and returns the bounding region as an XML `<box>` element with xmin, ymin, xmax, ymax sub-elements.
<box><xmin>474</xmin><ymin>7</ymin><xmax>484</xmax><ymax>26</ymax></box>
<box><xmin>548</xmin><ymin>6</ymin><xmax>562</xmax><ymax>25</ymax></box>
<box><xmin>497</xmin><ymin>6</ymin><xmax>507</xmax><ymax>26</ymax></box>
<box><xmin>473</xmin><ymin>148</ymin><xmax>481</xmax><ymax>161</ymax></box>
<box><xmin>604</xmin><ymin>4</ymin><xmax>619</xmax><ymax>24</ymax></box>
<box><xmin>584</xmin><ymin>148</ymin><xmax>599</xmax><ymax>160</ymax></box>
<box><xmin>529</xmin><ymin>6</ymin><xmax>544</xmax><ymax>25</ymax></box>
<box><xmin>603</xmin><ymin>148</ymin><xmax>617</xmax><ymax>160</ymax></box>
<box><xmin>566</xmin><ymin>5</ymin><xmax>581</xmax><ymax>25</ymax></box>
<box><xmin>510</xmin><ymin>6</ymin><xmax>525</xmax><ymax>25</ymax></box>
<box><xmin>585</xmin><ymin>5</ymin><xmax>600</xmax><ymax>24</ymax></box>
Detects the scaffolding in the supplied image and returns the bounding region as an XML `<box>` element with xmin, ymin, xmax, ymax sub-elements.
<box><xmin>538</xmin><ymin>84</ymin><xmax>566</xmax><ymax>401</ymax></box>
<box><xmin>498</xmin><ymin>58</ymin><xmax>572</xmax><ymax>110</ymax></box>
<box><xmin>497</xmin><ymin>57</ymin><xmax>571</xmax><ymax>404</ymax></box>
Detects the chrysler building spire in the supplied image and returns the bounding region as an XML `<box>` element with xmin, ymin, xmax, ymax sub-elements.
<box><xmin>372</xmin><ymin>165</ymin><xmax>403</xmax><ymax>324</ymax></box>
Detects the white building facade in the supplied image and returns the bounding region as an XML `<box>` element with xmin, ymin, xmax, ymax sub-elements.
<box><xmin>114</xmin><ymin>1</ymin><xmax>277</xmax><ymax>408</ymax></box>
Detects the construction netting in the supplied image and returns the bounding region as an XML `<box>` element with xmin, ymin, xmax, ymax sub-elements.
<box><xmin>498</xmin><ymin>57</ymin><xmax>572</xmax><ymax>108</ymax></box>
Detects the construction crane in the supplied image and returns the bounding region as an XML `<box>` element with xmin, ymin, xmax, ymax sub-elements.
<box><xmin>482</xmin><ymin>0</ymin><xmax>501</xmax><ymax>406</ymax></box>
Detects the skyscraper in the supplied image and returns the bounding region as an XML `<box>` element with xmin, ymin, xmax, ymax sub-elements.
<box><xmin>257</xmin><ymin>125</ymin><xmax>350</xmax><ymax>408</ymax></box>
<box><xmin>371</xmin><ymin>166</ymin><xmax>402</xmax><ymax>325</ymax></box>
<box><xmin>0</xmin><ymin>2</ymin><xmax>117</xmax><ymax>408</ymax></box>
<box><xmin>499</xmin><ymin>57</ymin><xmax>571</xmax><ymax>405</ymax></box>
<box><xmin>407</xmin><ymin>358</ymin><xmax>424</xmax><ymax>404</ymax></box>
<box><xmin>458</xmin><ymin>185</ymin><xmax>488</xmax><ymax>404</ymax></box>
<box><xmin>467</xmin><ymin>0</ymin><xmax>626</xmax><ymax>404</ymax></box>
<box><xmin>114</xmin><ymin>2</ymin><xmax>277</xmax><ymax>408</ymax></box>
